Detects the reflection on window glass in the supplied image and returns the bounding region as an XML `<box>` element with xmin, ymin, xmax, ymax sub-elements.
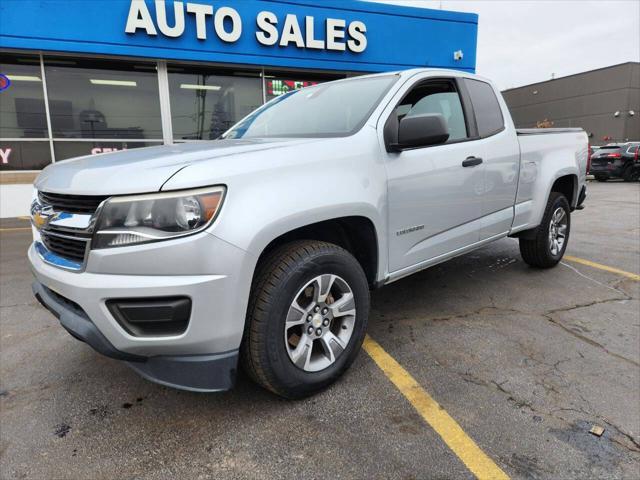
<box><xmin>54</xmin><ymin>141</ymin><xmax>162</xmax><ymax>161</ymax></box>
<box><xmin>224</xmin><ymin>75</ymin><xmax>397</xmax><ymax>139</ymax></box>
<box><xmin>265</xmin><ymin>78</ymin><xmax>318</xmax><ymax>101</ymax></box>
<box><xmin>43</xmin><ymin>57</ymin><xmax>162</xmax><ymax>139</ymax></box>
<box><xmin>0</xmin><ymin>141</ymin><xmax>51</xmax><ymax>170</ymax></box>
<box><xmin>395</xmin><ymin>81</ymin><xmax>468</xmax><ymax>141</ymax></box>
<box><xmin>0</xmin><ymin>54</ymin><xmax>47</xmax><ymax>138</ymax></box>
<box><xmin>168</xmin><ymin>65</ymin><xmax>262</xmax><ymax>140</ymax></box>
<box><xmin>263</xmin><ymin>71</ymin><xmax>340</xmax><ymax>102</ymax></box>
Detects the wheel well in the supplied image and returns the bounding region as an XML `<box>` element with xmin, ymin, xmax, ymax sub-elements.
<box><xmin>258</xmin><ymin>217</ymin><xmax>379</xmax><ymax>288</ymax></box>
<box><xmin>551</xmin><ymin>175</ymin><xmax>576</xmax><ymax>207</ymax></box>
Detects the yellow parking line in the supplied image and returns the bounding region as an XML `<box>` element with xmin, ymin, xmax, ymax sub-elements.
<box><xmin>363</xmin><ymin>335</ymin><xmax>509</xmax><ymax>480</ymax></box>
<box><xmin>564</xmin><ymin>255</ymin><xmax>640</xmax><ymax>281</ymax></box>
<box><xmin>0</xmin><ymin>227</ymin><xmax>31</xmax><ymax>233</ymax></box>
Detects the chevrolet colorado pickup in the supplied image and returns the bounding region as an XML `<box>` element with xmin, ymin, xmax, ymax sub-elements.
<box><xmin>30</xmin><ymin>69</ymin><xmax>588</xmax><ymax>398</ymax></box>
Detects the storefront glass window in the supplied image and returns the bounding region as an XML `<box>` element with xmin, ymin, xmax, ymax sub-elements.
<box><xmin>0</xmin><ymin>141</ymin><xmax>51</xmax><ymax>170</ymax></box>
<box><xmin>168</xmin><ymin>65</ymin><xmax>262</xmax><ymax>140</ymax></box>
<box><xmin>43</xmin><ymin>57</ymin><xmax>162</xmax><ymax>139</ymax></box>
<box><xmin>1</xmin><ymin>52</ymin><xmax>353</xmax><ymax>171</ymax></box>
<box><xmin>0</xmin><ymin>54</ymin><xmax>47</xmax><ymax>139</ymax></box>
<box><xmin>53</xmin><ymin>141</ymin><xmax>162</xmax><ymax>162</ymax></box>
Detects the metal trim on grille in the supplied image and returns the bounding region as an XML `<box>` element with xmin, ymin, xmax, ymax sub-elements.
<box><xmin>38</xmin><ymin>191</ymin><xmax>109</xmax><ymax>214</ymax></box>
<box><xmin>32</xmin><ymin>191</ymin><xmax>110</xmax><ymax>272</ymax></box>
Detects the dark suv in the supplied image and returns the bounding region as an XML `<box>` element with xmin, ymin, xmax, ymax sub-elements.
<box><xmin>590</xmin><ymin>142</ymin><xmax>640</xmax><ymax>182</ymax></box>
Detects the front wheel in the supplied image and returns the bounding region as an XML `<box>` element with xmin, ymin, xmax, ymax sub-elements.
<box><xmin>241</xmin><ymin>240</ymin><xmax>370</xmax><ymax>399</ymax></box>
<box><xmin>519</xmin><ymin>192</ymin><xmax>571</xmax><ymax>268</ymax></box>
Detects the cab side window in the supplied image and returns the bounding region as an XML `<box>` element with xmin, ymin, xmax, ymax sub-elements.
<box><xmin>393</xmin><ymin>80</ymin><xmax>468</xmax><ymax>142</ymax></box>
<box><xmin>464</xmin><ymin>78</ymin><xmax>505</xmax><ymax>137</ymax></box>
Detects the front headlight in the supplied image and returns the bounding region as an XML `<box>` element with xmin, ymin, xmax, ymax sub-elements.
<box><xmin>93</xmin><ymin>186</ymin><xmax>225</xmax><ymax>249</ymax></box>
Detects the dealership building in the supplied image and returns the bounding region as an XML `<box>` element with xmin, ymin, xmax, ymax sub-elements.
<box><xmin>0</xmin><ymin>0</ymin><xmax>477</xmax><ymax>217</ymax></box>
<box><xmin>502</xmin><ymin>62</ymin><xmax>640</xmax><ymax>144</ymax></box>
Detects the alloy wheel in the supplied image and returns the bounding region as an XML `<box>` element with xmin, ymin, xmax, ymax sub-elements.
<box><xmin>284</xmin><ymin>274</ymin><xmax>356</xmax><ymax>372</ymax></box>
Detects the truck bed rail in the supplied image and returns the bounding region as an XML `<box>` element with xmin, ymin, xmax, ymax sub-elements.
<box><xmin>516</xmin><ymin>128</ymin><xmax>584</xmax><ymax>136</ymax></box>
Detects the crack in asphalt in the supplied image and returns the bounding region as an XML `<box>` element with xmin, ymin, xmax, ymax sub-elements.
<box><xmin>542</xmin><ymin>298</ymin><xmax>639</xmax><ymax>368</ymax></box>
<box><xmin>560</xmin><ymin>262</ymin><xmax>630</xmax><ymax>296</ymax></box>
<box><xmin>455</xmin><ymin>370</ymin><xmax>640</xmax><ymax>454</ymax></box>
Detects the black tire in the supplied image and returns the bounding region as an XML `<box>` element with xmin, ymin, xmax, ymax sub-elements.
<box><xmin>595</xmin><ymin>176</ymin><xmax>607</xmax><ymax>182</ymax></box>
<box><xmin>519</xmin><ymin>192</ymin><xmax>571</xmax><ymax>268</ymax></box>
<box><xmin>622</xmin><ymin>164</ymin><xmax>635</xmax><ymax>182</ymax></box>
<box><xmin>241</xmin><ymin>240</ymin><xmax>370</xmax><ymax>399</ymax></box>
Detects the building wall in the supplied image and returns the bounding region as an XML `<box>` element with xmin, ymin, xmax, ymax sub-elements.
<box><xmin>502</xmin><ymin>62</ymin><xmax>640</xmax><ymax>143</ymax></box>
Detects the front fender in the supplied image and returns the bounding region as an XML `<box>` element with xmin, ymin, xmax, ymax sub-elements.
<box><xmin>162</xmin><ymin>131</ymin><xmax>390</xmax><ymax>283</ymax></box>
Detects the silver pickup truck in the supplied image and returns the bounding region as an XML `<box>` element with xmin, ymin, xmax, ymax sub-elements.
<box><xmin>29</xmin><ymin>69</ymin><xmax>588</xmax><ymax>398</ymax></box>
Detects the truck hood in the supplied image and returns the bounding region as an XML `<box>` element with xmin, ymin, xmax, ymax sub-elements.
<box><xmin>35</xmin><ymin>138</ymin><xmax>317</xmax><ymax>195</ymax></box>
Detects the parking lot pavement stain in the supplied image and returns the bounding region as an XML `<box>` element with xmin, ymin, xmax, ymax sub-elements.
<box><xmin>53</xmin><ymin>423</ymin><xmax>71</xmax><ymax>438</ymax></box>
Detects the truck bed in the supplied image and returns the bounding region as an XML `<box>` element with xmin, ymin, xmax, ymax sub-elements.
<box><xmin>510</xmin><ymin>128</ymin><xmax>589</xmax><ymax>234</ymax></box>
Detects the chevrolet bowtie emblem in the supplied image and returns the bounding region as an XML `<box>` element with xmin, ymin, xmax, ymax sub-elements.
<box><xmin>31</xmin><ymin>202</ymin><xmax>54</xmax><ymax>230</ymax></box>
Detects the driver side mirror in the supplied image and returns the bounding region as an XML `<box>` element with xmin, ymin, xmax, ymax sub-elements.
<box><xmin>388</xmin><ymin>113</ymin><xmax>450</xmax><ymax>152</ymax></box>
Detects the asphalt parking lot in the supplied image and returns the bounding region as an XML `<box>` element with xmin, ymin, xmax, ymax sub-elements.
<box><xmin>1</xmin><ymin>181</ymin><xmax>639</xmax><ymax>480</ymax></box>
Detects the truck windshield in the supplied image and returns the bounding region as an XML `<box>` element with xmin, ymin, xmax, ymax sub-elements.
<box><xmin>222</xmin><ymin>75</ymin><xmax>398</xmax><ymax>139</ymax></box>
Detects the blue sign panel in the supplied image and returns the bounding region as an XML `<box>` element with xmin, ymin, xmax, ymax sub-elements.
<box><xmin>0</xmin><ymin>0</ymin><xmax>478</xmax><ymax>73</ymax></box>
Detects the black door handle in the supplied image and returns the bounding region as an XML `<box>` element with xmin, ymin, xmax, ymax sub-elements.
<box><xmin>462</xmin><ymin>156</ymin><xmax>483</xmax><ymax>167</ymax></box>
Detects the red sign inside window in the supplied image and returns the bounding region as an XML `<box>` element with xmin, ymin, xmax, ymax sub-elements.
<box><xmin>266</xmin><ymin>79</ymin><xmax>318</xmax><ymax>97</ymax></box>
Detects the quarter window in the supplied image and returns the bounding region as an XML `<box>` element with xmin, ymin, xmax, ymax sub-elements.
<box><xmin>464</xmin><ymin>79</ymin><xmax>505</xmax><ymax>137</ymax></box>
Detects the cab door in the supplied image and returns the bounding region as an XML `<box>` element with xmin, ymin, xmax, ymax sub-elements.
<box><xmin>382</xmin><ymin>77</ymin><xmax>485</xmax><ymax>274</ymax></box>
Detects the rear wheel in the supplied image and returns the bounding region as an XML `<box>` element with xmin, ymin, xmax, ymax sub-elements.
<box><xmin>241</xmin><ymin>240</ymin><xmax>370</xmax><ymax>399</ymax></box>
<box><xmin>622</xmin><ymin>164</ymin><xmax>635</xmax><ymax>182</ymax></box>
<box><xmin>519</xmin><ymin>192</ymin><xmax>571</xmax><ymax>268</ymax></box>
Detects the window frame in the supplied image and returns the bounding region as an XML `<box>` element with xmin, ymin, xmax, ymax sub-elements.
<box><xmin>383</xmin><ymin>76</ymin><xmax>479</xmax><ymax>151</ymax></box>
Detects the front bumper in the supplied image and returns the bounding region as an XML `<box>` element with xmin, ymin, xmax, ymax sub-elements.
<box><xmin>34</xmin><ymin>280</ymin><xmax>238</xmax><ymax>391</ymax></box>
<box><xmin>29</xmin><ymin>231</ymin><xmax>256</xmax><ymax>392</ymax></box>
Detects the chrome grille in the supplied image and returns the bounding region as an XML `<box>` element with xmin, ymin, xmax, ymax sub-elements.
<box><xmin>34</xmin><ymin>191</ymin><xmax>107</xmax><ymax>269</ymax></box>
<box><xmin>40</xmin><ymin>230</ymin><xmax>90</xmax><ymax>264</ymax></box>
<box><xmin>38</xmin><ymin>191</ymin><xmax>108</xmax><ymax>214</ymax></box>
